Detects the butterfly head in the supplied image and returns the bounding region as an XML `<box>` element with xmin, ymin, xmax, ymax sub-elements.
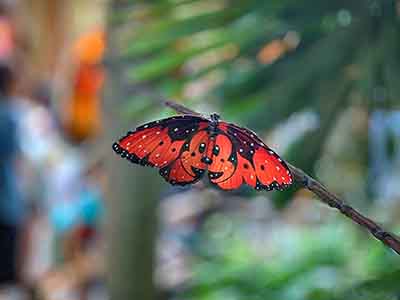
<box><xmin>210</xmin><ymin>113</ymin><xmax>220</xmax><ymax>123</ymax></box>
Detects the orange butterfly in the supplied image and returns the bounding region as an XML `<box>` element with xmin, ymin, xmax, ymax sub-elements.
<box><xmin>113</xmin><ymin>113</ymin><xmax>292</xmax><ymax>191</ymax></box>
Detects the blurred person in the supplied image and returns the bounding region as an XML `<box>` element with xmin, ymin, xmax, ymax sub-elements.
<box><xmin>37</xmin><ymin>156</ymin><xmax>105</xmax><ymax>300</ymax></box>
<box><xmin>14</xmin><ymin>81</ymin><xmax>93</xmax><ymax>274</ymax></box>
<box><xmin>63</xmin><ymin>161</ymin><xmax>105</xmax><ymax>300</ymax></box>
<box><xmin>0</xmin><ymin>63</ymin><xmax>25</xmax><ymax>288</ymax></box>
<box><xmin>15</xmin><ymin>82</ymin><xmax>105</xmax><ymax>300</ymax></box>
<box><xmin>14</xmin><ymin>82</ymin><xmax>63</xmax><ymax>287</ymax></box>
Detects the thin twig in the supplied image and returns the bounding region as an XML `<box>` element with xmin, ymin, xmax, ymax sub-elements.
<box><xmin>287</xmin><ymin>163</ymin><xmax>400</xmax><ymax>255</ymax></box>
<box><xmin>162</xmin><ymin>100</ymin><xmax>203</xmax><ymax>116</ymax></box>
<box><xmin>164</xmin><ymin>100</ymin><xmax>400</xmax><ymax>255</ymax></box>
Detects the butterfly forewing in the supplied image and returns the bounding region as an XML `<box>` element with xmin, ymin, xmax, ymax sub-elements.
<box><xmin>160</xmin><ymin>128</ymin><xmax>211</xmax><ymax>185</ymax></box>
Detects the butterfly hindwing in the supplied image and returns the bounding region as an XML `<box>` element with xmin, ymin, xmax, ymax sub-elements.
<box><xmin>207</xmin><ymin>134</ymin><xmax>237</xmax><ymax>185</ymax></box>
<box><xmin>159</xmin><ymin>129</ymin><xmax>210</xmax><ymax>185</ymax></box>
<box><xmin>207</xmin><ymin>132</ymin><xmax>258</xmax><ymax>190</ymax></box>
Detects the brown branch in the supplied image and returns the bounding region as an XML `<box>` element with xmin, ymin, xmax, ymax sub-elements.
<box><xmin>164</xmin><ymin>100</ymin><xmax>400</xmax><ymax>255</ymax></box>
<box><xmin>287</xmin><ymin>163</ymin><xmax>400</xmax><ymax>255</ymax></box>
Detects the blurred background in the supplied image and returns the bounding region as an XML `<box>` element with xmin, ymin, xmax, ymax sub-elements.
<box><xmin>0</xmin><ymin>0</ymin><xmax>399</xmax><ymax>299</ymax></box>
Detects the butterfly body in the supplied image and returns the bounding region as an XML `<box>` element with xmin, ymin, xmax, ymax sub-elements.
<box><xmin>113</xmin><ymin>114</ymin><xmax>292</xmax><ymax>191</ymax></box>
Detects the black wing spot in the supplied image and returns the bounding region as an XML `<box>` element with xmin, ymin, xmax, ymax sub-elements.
<box><xmin>208</xmin><ymin>171</ymin><xmax>223</xmax><ymax>180</ymax></box>
<box><xmin>201</xmin><ymin>157</ymin><xmax>213</xmax><ymax>165</ymax></box>
<box><xmin>199</xmin><ymin>143</ymin><xmax>206</xmax><ymax>153</ymax></box>
<box><xmin>112</xmin><ymin>143</ymin><xmax>122</xmax><ymax>154</ymax></box>
<box><xmin>213</xmin><ymin>145</ymin><xmax>220</xmax><ymax>156</ymax></box>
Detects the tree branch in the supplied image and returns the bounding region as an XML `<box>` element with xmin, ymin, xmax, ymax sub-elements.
<box><xmin>287</xmin><ymin>163</ymin><xmax>400</xmax><ymax>255</ymax></box>
<box><xmin>164</xmin><ymin>100</ymin><xmax>400</xmax><ymax>255</ymax></box>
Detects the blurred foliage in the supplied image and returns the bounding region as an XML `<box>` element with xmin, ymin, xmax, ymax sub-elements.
<box><xmin>110</xmin><ymin>0</ymin><xmax>400</xmax><ymax>203</ymax></box>
<box><xmin>108</xmin><ymin>1</ymin><xmax>400</xmax><ymax>299</ymax></box>
<box><xmin>184</xmin><ymin>217</ymin><xmax>400</xmax><ymax>300</ymax></box>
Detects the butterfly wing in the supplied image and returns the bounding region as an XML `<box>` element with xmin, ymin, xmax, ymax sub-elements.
<box><xmin>113</xmin><ymin>115</ymin><xmax>292</xmax><ymax>189</ymax></box>
<box><xmin>159</xmin><ymin>128</ymin><xmax>210</xmax><ymax>185</ymax></box>
<box><xmin>207</xmin><ymin>122</ymin><xmax>292</xmax><ymax>191</ymax></box>
<box><xmin>112</xmin><ymin>115</ymin><xmax>211</xmax><ymax>185</ymax></box>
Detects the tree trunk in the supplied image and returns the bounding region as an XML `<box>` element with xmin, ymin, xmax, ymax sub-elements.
<box><xmin>105</xmin><ymin>3</ymin><xmax>161</xmax><ymax>299</ymax></box>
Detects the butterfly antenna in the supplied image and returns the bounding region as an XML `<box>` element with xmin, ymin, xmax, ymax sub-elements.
<box><xmin>163</xmin><ymin>100</ymin><xmax>202</xmax><ymax>116</ymax></box>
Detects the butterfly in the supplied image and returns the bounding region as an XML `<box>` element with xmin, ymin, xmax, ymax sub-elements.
<box><xmin>112</xmin><ymin>113</ymin><xmax>292</xmax><ymax>191</ymax></box>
